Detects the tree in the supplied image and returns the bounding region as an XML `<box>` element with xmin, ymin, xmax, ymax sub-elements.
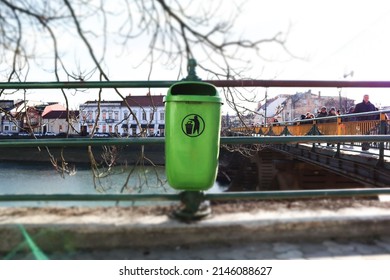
<box><xmin>0</xmin><ymin>0</ymin><xmax>291</xmax><ymax>190</ymax></box>
<box><xmin>0</xmin><ymin>0</ymin><xmax>289</xmax><ymax>97</ymax></box>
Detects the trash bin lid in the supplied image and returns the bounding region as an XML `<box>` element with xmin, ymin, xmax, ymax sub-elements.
<box><xmin>164</xmin><ymin>81</ymin><xmax>222</xmax><ymax>104</ymax></box>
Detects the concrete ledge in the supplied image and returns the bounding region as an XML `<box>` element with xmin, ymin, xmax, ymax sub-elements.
<box><xmin>1</xmin><ymin>206</ymin><xmax>390</xmax><ymax>252</ymax></box>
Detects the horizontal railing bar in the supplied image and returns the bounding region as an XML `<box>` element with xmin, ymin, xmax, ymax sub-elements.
<box><xmin>206</xmin><ymin>188</ymin><xmax>390</xmax><ymax>200</ymax></box>
<box><xmin>206</xmin><ymin>80</ymin><xmax>390</xmax><ymax>88</ymax></box>
<box><xmin>0</xmin><ymin>137</ymin><xmax>165</xmax><ymax>147</ymax></box>
<box><xmin>0</xmin><ymin>194</ymin><xmax>180</xmax><ymax>202</ymax></box>
<box><xmin>2</xmin><ymin>80</ymin><xmax>390</xmax><ymax>89</ymax></box>
<box><xmin>0</xmin><ymin>81</ymin><xmax>176</xmax><ymax>89</ymax></box>
<box><xmin>1</xmin><ymin>188</ymin><xmax>390</xmax><ymax>202</ymax></box>
<box><xmin>0</xmin><ymin>135</ymin><xmax>389</xmax><ymax>147</ymax></box>
<box><xmin>220</xmin><ymin>135</ymin><xmax>390</xmax><ymax>144</ymax></box>
<box><xmin>279</xmin><ymin>110</ymin><xmax>390</xmax><ymax>125</ymax></box>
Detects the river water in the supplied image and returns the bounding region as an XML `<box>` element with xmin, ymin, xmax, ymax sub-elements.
<box><xmin>0</xmin><ymin>161</ymin><xmax>227</xmax><ymax>207</ymax></box>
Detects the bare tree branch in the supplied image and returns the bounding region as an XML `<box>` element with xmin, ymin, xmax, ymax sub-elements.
<box><xmin>0</xmin><ymin>0</ymin><xmax>295</xmax><ymax>188</ymax></box>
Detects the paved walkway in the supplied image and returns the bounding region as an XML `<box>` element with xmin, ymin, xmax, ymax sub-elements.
<box><xmin>47</xmin><ymin>236</ymin><xmax>390</xmax><ymax>260</ymax></box>
<box><xmin>1</xmin><ymin>200</ymin><xmax>390</xmax><ymax>260</ymax></box>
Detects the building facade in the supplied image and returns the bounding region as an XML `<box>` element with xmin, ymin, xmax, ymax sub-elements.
<box><xmin>42</xmin><ymin>110</ymin><xmax>79</xmax><ymax>135</ymax></box>
<box><xmin>79</xmin><ymin>100</ymin><xmax>122</xmax><ymax>135</ymax></box>
<box><xmin>79</xmin><ymin>94</ymin><xmax>165</xmax><ymax>136</ymax></box>
<box><xmin>0</xmin><ymin>100</ymin><xmax>17</xmax><ymax>134</ymax></box>
<box><xmin>255</xmin><ymin>90</ymin><xmax>355</xmax><ymax>124</ymax></box>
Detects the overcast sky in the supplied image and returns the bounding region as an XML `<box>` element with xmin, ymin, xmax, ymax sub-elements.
<box><xmin>102</xmin><ymin>0</ymin><xmax>390</xmax><ymax>108</ymax></box>
<box><xmin>237</xmin><ymin>0</ymin><xmax>390</xmax><ymax>107</ymax></box>
<box><xmin>10</xmin><ymin>0</ymin><xmax>390</xmax><ymax>110</ymax></box>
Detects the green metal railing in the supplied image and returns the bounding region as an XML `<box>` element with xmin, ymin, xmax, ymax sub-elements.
<box><xmin>3</xmin><ymin>60</ymin><xmax>390</xmax><ymax>259</ymax></box>
<box><xmin>2</xmin><ymin>63</ymin><xmax>390</xmax><ymax>207</ymax></box>
<box><xmin>1</xmin><ymin>187</ymin><xmax>390</xmax><ymax>203</ymax></box>
<box><xmin>3</xmin><ymin>79</ymin><xmax>390</xmax><ymax>90</ymax></box>
<box><xmin>3</xmin><ymin>75</ymin><xmax>390</xmax><ymax>259</ymax></box>
<box><xmin>0</xmin><ymin>135</ymin><xmax>390</xmax><ymax>147</ymax></box>
<box><xmin>1</xmin><ymin>75</ymin><xmax>390</xmax><ymax>202</ymax></box>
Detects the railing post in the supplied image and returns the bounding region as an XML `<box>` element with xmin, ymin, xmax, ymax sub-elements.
<box><xmin>173</xmin><ymin>191</ymin><xmax>211</xmax><ymax>221</ymax></box>
<box><xmin>282</xmin><ymin>126</ymin><xmax>291</xmax><ymax>136</ymax></box>
<box><xmin>259</xmin><ymin>125</ymin><xmax>264</xmax><ymax>136</ymax></box>
<box><xmin>335</xmin><ymin>116</ymin><xmax>342</xmax><ymax>157</ymax></box>
<box><xmin>183</xmin><ymin>59</ymin><xmax>201</xmax><ymax>81</ymax></box>
<box><xmin>306</xmin><ymin>121</ymin><xmax>322</xmax><ymax>136</ymax></box>
<box><xmin>311</xmin><ymin>120</ymin><xmax>316</xmax><ymax>151</ymax></box>
<box><xmin>337</xmin><ymin>116</ymin><xmax>342</xmax><ymax>135</ymax></box>
<box><xmin>377</xmin><ymin>112</ymin><xmax>387</xmax><ymax>166</ymax></box>
<box><xmin>266</xmin><ymin>126</ymin><xmax>275</xmax><ymax>136</ymax></box>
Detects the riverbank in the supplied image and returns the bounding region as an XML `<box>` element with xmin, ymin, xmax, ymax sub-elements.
<box><xmin>0</xmin><ymin>144</ymin><xmax>166</xmax><ymax>165</ymax></box>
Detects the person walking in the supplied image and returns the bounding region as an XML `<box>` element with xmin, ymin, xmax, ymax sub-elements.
<box><xmin>315</xmin><ymin>106</ymin><xmax>328</xmax><ymax>146</ymax></box>
<box><xmin>316</xmin><ymin>106</ymin><xmax>328</xmax><ymax>122</ymax></box>
<box><xmin>327</xmin><ymin>107</ymin><xmax>338</xmax><ymax>122</ymax></box>
<box><xmin>354</xmin><ymin>94</ymin><xmax>376</xmax><ymax>150</ymax></box>
<box><xmin>354</xmin><ymin>94</ymin><xmax>376</xmax><ymax>120</ymax></box>
<box><xmin>326</xmin><ymin>107</ymin><xmax>338</xmax><ymax>147</ymax></box>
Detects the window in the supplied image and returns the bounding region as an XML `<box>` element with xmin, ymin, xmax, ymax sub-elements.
<box><xmin>150</xmin><ymin>112</ymin><xmax>154</xmax><ymax>121</ymax></box>
<box><xmin>142</xmin><ymin>111</ymin><xmax>147</xmax><ymax>121</ymax></box>
<box><xmin>102</xmin><ymin>110</ymin><xmax>107</xmax><ymax>120</ymax></box>
<box><xmin>131</xmin><ymin>111</ymin><xmax>137</xmax><ymax>120</ymax></box>
<box><xmin>4</xmin><ymin>125</ymin><xmax>9</xmax><ymax>131</ymax></box>
<box><xmin>108</xmin><ymin>110</ymin><xmax>113</xmax><ymax>120</ymax></box>
<box><xmin>114</xmin><ymin>111</ymin><xmax>119</xmax><ymax>121</ymax></box>
<box><xmin>160</xmin><ymin>112</ymin><xmax>165</xmax><ymax>121</ymax></box>
<box><xmin>124</xmin><ymin>111</ymin><xmax>128</xmax><ymax>120</ymax></box>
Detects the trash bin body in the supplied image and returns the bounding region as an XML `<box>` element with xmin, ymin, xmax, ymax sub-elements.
<box><xmin>164</xmin><ymin>81</ymin><xmax>222</xmax><ymax>191</ymax></box>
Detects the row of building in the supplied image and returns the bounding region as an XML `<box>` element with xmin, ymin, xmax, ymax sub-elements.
<box><xmin>0</xmin><ymin>94</ymin><xmax>166</xmax><ymax>137</ymax></box>
<box><xmin>79</xmin><ymin>94</ymin><xmax>166</xmax><ymax>136</ymax></box>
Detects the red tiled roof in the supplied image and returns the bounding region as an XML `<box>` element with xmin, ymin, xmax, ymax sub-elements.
<box><xmin>42</xmin><ymin>103</ymin><xmax>66</xmax><ymax>116</ymax></box>
<box><xmin>122</xmin><ymin>95</ymin><xmax>164</xmax><ymax>107</ymax></box>
<box><xmin>42</xmin><ymin>110</ymin><xmax>79</xmax><ymax>119</ymax></box>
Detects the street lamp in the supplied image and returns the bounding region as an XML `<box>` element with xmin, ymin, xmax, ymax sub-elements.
<box><xmin>264</xmin><ymin>89</ymin><xmax>268</xmax><ymax>126</ymax></box>
<box><xmin>339</xmin><ymin>71</ymin><xmax>354</xmax><ymax>113</ymax></box>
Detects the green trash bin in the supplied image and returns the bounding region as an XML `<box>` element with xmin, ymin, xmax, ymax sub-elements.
<box><xmin>164</xmin><ymin>81</ymin><xmax>222</xmax><ymax>191</ymax></box>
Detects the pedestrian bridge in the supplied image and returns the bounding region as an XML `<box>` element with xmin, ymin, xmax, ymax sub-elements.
<box><xmin>227</xmin><ymin>110</ymin><xmax>390</xmax><ymax>188</ymax></box>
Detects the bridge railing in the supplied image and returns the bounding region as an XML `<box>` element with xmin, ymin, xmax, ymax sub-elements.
<box><xmin>243</xmin><ymin>110</ymin><xmax>389</xmax><ymax>135</ymax></box>
<box><xmin>232</xmin><ymin>110</ymin><xmax>390</xmax><ymax>150</ymax></box>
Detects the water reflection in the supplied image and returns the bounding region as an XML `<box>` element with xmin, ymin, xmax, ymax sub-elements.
<box><xmin>0</xmin><ymin>161</ymin><xmax>228</xmax><ymax>207</ymax></box>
